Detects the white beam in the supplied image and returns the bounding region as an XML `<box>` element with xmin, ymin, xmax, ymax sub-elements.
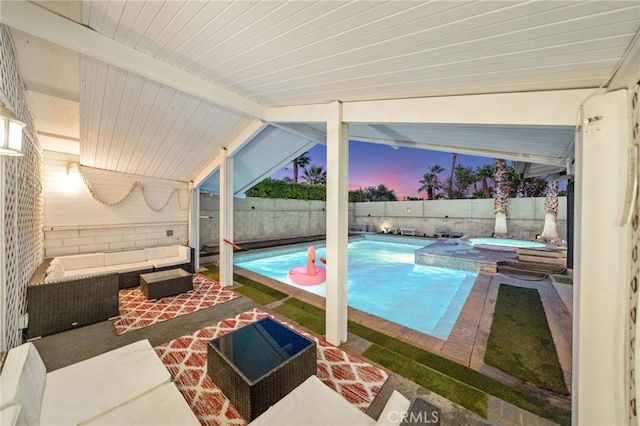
<box><xmin>1</xmin><ymin>0</ymin><xmax>267</xmax><ymax>120</ymax></box>
<box><xmin>219</xmin><ymin>148</ymin><xmax>234</xmax><ymax>287</ymax></box>
<box><xmin>608</xmin><ymin>28</ymin><xmax>640</xmax><ymax>91</ymax></box>
<box><xmin>270</xmin><ymin>123</ymin><xmax>327</xmax><ymax>145</ymax></box>
<box><xmin>343</xmin><ymin>89</ymin><xmax>595</xmax><ymax>126</ymax></box>
<box><xmin>266</xmin><ymin>104</ymin><xmax>328</xmax><ymax>123</ymax></box>
<box><xmin>351</xmin><ymin>135</ymin><xmax>568</xmax><ymax>167</ymax></box>
<box><xmin>192</xmin><ymin>120</ymin><xmax>266</xmax><ymax>187</ymax></box>
<box><xmin>188</xmin><ymin>182</ymin><xmax>200</xmax><ymax>271</ymax></box>
<box><xmin>574</xmin><ymin>88</ymin><xmax>630</xmax><ymax>424</ymax></box>
<box><xmin>325</xmin><ymin>101</ymin><xmax>349</xmax><ymax>346</ymax></box>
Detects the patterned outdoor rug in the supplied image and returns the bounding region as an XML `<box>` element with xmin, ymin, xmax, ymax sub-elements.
<box><xmin>154</xmin><ymin>308</ymin><xmax>389</xmax><ymax>426</ymax></box>
<box><xmin>111</xmin><ymin>274</ymin><xmax>239</xmax><ymax>335</ymax></box>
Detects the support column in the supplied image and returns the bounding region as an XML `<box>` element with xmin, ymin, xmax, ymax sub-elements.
<box><xmin>325</xmin><ymin>101</ymin><xmax>349</xmax><ymax>345</ymax></box>
<box><xmin>219</xmin><ymin>148</ymin><xmax>234</xmax><ymax>287</ymax></box>
<box><xmin>188</xmin><ymin>182</ymin><xmax>200</xmax><ymax>271</ymax></box>
<box><xmin>574</xmin><ymin>88</ymin><xmax>631</xmax><ymax>424</ymax></box>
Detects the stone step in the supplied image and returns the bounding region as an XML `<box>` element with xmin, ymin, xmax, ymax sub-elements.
<box><xmin>517</xmin><ymin>247</ymin><xmax>567</xmax><ymax>258</ymax></box>
<box><xmin>498</xmin><ymin>260</ymin><xmax>567</xmax><ymax>276</ymax></box>
<box><xmin>517</xmin><ymin>254</ymin><xmax>567</xmax><ymax>266</ymax></box>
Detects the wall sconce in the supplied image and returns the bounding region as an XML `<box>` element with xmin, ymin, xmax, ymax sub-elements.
<box><xmin>0</xmin><ymin>103</ymin><xmax>25</xmax><ymax>156</ymax></box>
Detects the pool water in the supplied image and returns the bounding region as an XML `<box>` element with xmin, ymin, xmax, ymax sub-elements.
<box><xmin>235</xmin><ymin>239</ymin><xmax>477</xmax><ymax>340</ymax></box>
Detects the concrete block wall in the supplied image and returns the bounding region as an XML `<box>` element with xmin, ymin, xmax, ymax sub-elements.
<box><xmin>200</xmin><ymin>194</ymin><xmax>327</xmax><ymax>246</ymax></box>
<box><xmin>199</xmin><ymin>194</ymin><xmax>565</xmax><ymax>245</ymax></box>
<box><xmin>354</xmin><ymin>197</ymin><xmax>567</xmax><ymax>240</ymax></box>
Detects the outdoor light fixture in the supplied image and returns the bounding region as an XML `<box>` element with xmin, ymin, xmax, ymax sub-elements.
<box><xmin>0</xmin><ymin>103</ymin><xmax>25</xmax><ymax>156</ymax></box>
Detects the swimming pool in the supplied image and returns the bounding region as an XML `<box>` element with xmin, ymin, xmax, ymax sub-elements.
<box><xmin>468</xmin><ymin>237</ymin><xmax>546</xmax><ymax>248</ymax></box>
<box><xmin>235</xmin><ymin>238</ymin><xmax>477</xmax><ymax>340</ymax></box>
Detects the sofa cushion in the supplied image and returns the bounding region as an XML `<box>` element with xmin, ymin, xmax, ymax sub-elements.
<box><xmin>58</xmin><ymin>253</ymin><xmax>105</xmax><ymax>270</ymax></box>
<box><xmin>106</xmin><ymin>261</ymin><xmax>153</xmax><ymax>274</ymax></box>
<box><xmin>249</xmin><ymin>375</ymin><xmax>376</xmax><ymax>426</ymax></box>
<box><xmin>62</xmin><ymin>266</ymin><xmax>109</xmax><ymax>279</ymax></box>
<box><xmin>105</xmin><ymin>250</ymin><xmax>147</xmax><ymax>266</ymax></box>
<box><xmin>144</xmin><ymin>246</ymin><xmax>179</xmax><ymax>261</ymax></box>
<box><xmin>41</xmin><ymin>339</ymin><xmax>171</xmax><ymax>425</ymax></box>
<box><xmin>0</xmin><ymin>343</ymin><xmax>47</xmax><ymax>425</ymax></box>
<box><xmin>79</xmin><ymin>382</ymin><xmax>199</xmax><ymax>425</ymax></box>
<box><xmin>44</xmin><ymin>262</ymin><xmax>64</xmax><ymax>282</ymax></box>
<box><xmin>149</xmin><ymin>257</ymin><xmax>188</xmax><ymax>269</ymax></box>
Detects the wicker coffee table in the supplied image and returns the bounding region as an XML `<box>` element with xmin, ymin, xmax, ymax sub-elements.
<box><xmin>139</xmin><ymin>268</ymin><xmax>193</xmax><ymax>300</ymax></box>
<box><xmin>207</xmin><ymin>317</ymin><xmax>317</xmax><ymax>421</ymax></box>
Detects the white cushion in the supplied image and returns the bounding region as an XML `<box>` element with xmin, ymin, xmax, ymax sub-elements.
<box><xmin>105</xmin><ymin>250</ymin><xmax>147</xmax><ymax>266</ymax></box>
<box><xmin>80</xmin><ymin>382</ymin><xmax>199</xmax><ymax>425</ymax></box>
<box><xmin>41</xmin><ymin>339</ymin><xmax>171</xmax><ymax>425</ymax></box>
<box><xmin>106</xmin><ymin>261</ymin><xmax>153</xmax><ymax>273</ymax></box>
<box><xmin>58</xmin><ymin>253</ymin><xmax>105</xmax><ymax>270</ymax></box>
<box><xmin>62</xmin><ymin>266</ymin><xmax>109</xmax><ymax>278</ymax></box>
<box><xmin>0</xmin><ymin>404</ymin><xmax>26</xmax><ymax>426</ymax></box>
<box><xmin>375</xmin><ymin>391</ymin><xmax>411</xmax><ymax>426</ymax></box>
<box><xmin>177</xmin><ymin>245</ymin><xmax>190</xmax><ymax>261</ymax></box>
<box><xmin>149</xmin><ymin>257</ymin><xmax>188</xmax><ymax>269</ymax></box>
<box><xmin>44</xmin><ymin>262</ymin><xmax>64</xmax><ymax>282</ymax></box>
<box><xmin>0</xmin><ymin>343</ymin><xmax>47</xmax><ymax>425</ymax></box>
<box><xmin>144</xmin><ymin>246</ymin><xmax>179</xmax><ymax>261</ymax></box>
<box><xmin>249</xmin><ymin>376</ymin><xmax>375</xmax><ymax>426</ymax></box>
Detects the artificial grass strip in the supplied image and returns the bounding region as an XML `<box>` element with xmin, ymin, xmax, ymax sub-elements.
<box><xmin>275</xmin><ymin>297</ymin><xmax>571</xmax><ymax>426</ymax></box>
<box><xmin>485</xmin><ymin>284</ymin><xmax>568</xmax><ymax>395</ymax></box>
<box><xmin>363</xmin><ymin>344</ymin><xmax>488</xmax><ymax>417</ymax></box>
<box><xmin>200</xmin><ymin>264</ymin><xmax>288</xmax><ymax>305</ymax></box>
<box><xmin>272</xmin><ymin>298</ymin><xmax>326</xmax><ymax>335</ymax></box>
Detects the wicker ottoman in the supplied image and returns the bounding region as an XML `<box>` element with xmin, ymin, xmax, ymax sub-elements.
<box><xmin>139</xmin><ymin>268</ymin><xmax>193</xmax><ymax>300</ymax></box>
<box><xmin>207</xmin><ymin>317</ymin><xmax>317</xmax><ymax>421</ymax></box>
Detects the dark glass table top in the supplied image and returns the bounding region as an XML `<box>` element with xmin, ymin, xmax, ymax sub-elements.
<box><xmin>209</xmin><ymin>317</ymin><xmax>314</xmax><ymax>382</ymax></box>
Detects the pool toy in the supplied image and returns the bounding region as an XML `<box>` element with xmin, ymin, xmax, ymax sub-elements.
<box><xmin>288</xmin><ymin>246</ymin><xmax>326</xmax><ymax>286</ymax></box>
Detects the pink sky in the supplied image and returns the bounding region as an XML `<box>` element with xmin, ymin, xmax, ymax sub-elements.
<box><xmin>271</xmin><ymin>141</ymin><xmax>493</xmax><ymax>199</ymax></box>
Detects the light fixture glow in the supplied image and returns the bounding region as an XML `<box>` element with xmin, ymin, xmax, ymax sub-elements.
<box><xmin>0</xmin><ymin>103</ymin><xmax>25</xmax><ymax>156</ymax></box>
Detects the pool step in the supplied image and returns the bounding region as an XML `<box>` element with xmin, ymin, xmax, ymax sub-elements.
<box><xmin>516</xmin><ymin>247</ymin><xmax>567</xmax><ymax>267</ymax></box>
<box><xmin>497</xmin><ymin>260</ymin><xmax>566</xmax><ymax>277</ymax></box>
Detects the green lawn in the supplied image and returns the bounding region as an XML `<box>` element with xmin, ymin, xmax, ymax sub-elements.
<box><xmin>485</xmin><ymin>284</ymin><xmax>568</xmax><ymax>395</ymax></box>
<box><xmin>200</xmin><ymin>264</ymin><xmax>288</xmax><ymax>305</ymax></box>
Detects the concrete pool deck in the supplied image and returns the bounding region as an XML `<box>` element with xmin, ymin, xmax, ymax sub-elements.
<box><xmin>231</xmin><ymin>237</ymin><xmax>572</xmax><ymax>425</ymax></box>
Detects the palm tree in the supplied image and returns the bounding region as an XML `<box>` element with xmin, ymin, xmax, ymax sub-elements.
<box><xmin>418</xmin><ymin>164</ymin><xmax>444</xmax><ymax>200</ymax></box>
<box><xmin>476</xmin><ymin>165</ymin><xmax>493</xmax><ymax>198</ymax></box>
<box><xmin>301</xmin><ymin>165</ymin><xmax>326</xmax><ymax>184</ymax></box>
<box><xmin>448</xmin><ymin>153</ymin><xmax>457</xmax><ymax>197</ymax></box>
<box><xmin>493</xmin><ymin>158</ymin><xmax>509</xmax><ymax>237</ymax></box>
<box><xmin>541</xmin><ymin>175</ymin><xmax>560</xmax><ymax>241</ymax></box>
<box><xmin>292</xmin><ymin>152</ymin><xmax>310</xmax><ymax>183</ymax></box>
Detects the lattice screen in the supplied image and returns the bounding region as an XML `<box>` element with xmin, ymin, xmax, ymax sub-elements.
<box><xmin>1</xmin><ymin>24</ymin><xmax>43</xmax><ymax>350</ymax></box>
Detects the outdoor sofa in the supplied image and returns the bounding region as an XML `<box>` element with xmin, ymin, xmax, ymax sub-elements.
<box><xmin>249</xmin><ymin>375</ymin><xmax>411</xmax><ymax>426</ymax></box>
<box><xmin>0</xmin><ymin>339</ymin><xmax>199</xmax><ymax>425</ymax></box>
<box><xmin>26</xmin><ymin>245</ymin><xmax>194</xmax><ymax>338</ymax></box>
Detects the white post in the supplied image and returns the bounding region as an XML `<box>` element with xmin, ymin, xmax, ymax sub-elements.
<box><xmin>188</xmin><ymin>182</ymin><xmax>200</xmax><ymax>271</ymax></box>
<box><xmin>0</xmin><ymin>157</ymin><xmax>6</xmax><ymax>351</ymax></box>
<box><xmin>325</xmin><ymin>101</ymin><xmax>349</xmax><ymax>345</ymax></box>
<box><xmin>219</xmin><ymin>148</ymin><xmax>234</xmax><ymax>287</ymax></box>
<box><xmin>574</xmin><ymin>88</ymin><xmax>631</xmax><ymax>424</ymax></box>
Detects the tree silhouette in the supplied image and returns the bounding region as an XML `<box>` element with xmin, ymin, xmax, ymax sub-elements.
<box><xmin>418</xmin><ymin>164</ymin><xmax>444</xmax><ymax>200</ymax></box>
<box><xmin>292</xmin><ymin>152</ymin><xmax>310</xmax><ymax>183</ymax></box>
<box><xmin>301</xmin><ymin>165</ymin><xmax>327</xmax><ymax>184</ymax></box>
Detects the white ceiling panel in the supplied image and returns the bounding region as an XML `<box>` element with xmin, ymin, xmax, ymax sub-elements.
<box><xmin>4</xmin><ymin>0</ymin><xmax>640</xmax><ymax>187</ymax></box>
<box><xmin>80</xmin><ymin>56</ymin><xmax>254</xmax><ymax>182</ymax></box>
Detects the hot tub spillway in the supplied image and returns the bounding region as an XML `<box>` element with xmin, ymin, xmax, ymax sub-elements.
<box><xmin>414</xmin><ymin>242</ymin><xmax>499</xmax><ymax>273</ymax></box>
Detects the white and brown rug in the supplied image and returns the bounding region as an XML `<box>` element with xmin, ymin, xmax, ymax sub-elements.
<box><xmin>154</xmin><ymin>308</ymin><xmax>389</xmax><ymax>425</ymax></box>
<box><xmin>111</xmin><ymin>274</ymin><xmax>239</xmax><ymax>335</ymax></box>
